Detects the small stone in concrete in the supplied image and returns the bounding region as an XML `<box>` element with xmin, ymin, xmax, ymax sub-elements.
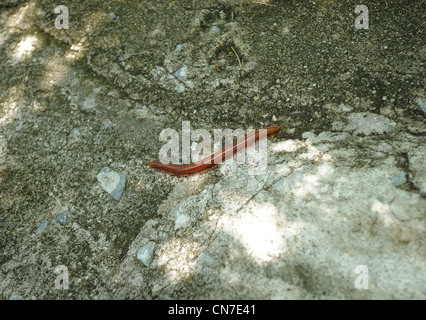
<box><xmin>15</xmin><ymin>120</ymin><xmax>23</xmax><ymax>131</ymax></box>
<box><xmin>9</xmin><ymin>294</ymin><xmax>21</xmax><ymax>300</ymax></box>
<box><xmin>35</xmin><ymin>220</ymin><xmax>48</xmax><ymax>234</ymax></box>
<box><xmin>101</xmin><ymin>121</ymin><xmax>111</xmax><ymax>129</ymax></box>
<box><xmin>184</xmin><ymin>80</ymin><xmax>194</xmax><ymax>89</ymax></box>
<box><xmin>97</xmin><ymin>167</ymin><xmax>126</xmax><ymax>200</ymax></box>
<box><xmin>415</xmin><ymin>98</ymin><xmax>426</xmax><ymax>114</ymax></box>
<box><xmin>174</xmin><ymin>65</ymin><xmax>188</xmax><ymax>82</ymax></box>
<box><xmin>177</xmin><ymin>83</ymin><xmax>185</xmax><ymax>92</ymax></box>
<box><xmin>272</xmin><ymin>179</ymin><xmax>284</xmax><ymax>187</ymax></box>
<box><xmin>68</xmin><ymin>127</ymin><xmax>81</xmax><ymax>144</ymax></box>
<box><xmin>389</xmin><ymin>173</ymin><xmax>407</xmax><ymax>187</ymax></box>
<box><xmin>419</xmin><ymin>184</ymin><xmax>426</xmax><ymax>197</ymax></box>
<box><xmin>56</xmin><ymin>211</ymin><xmax>68</xmax><ymax>225</ymax></box>
<box><xmin>209</xmin><ymin>25</ymin><xmax>220</xmax><ymax>33</ymax></box>
<box><xmin>136</xmin><ymin>241</ymin><xmax>156</xmax><ymax>267</ymax></box>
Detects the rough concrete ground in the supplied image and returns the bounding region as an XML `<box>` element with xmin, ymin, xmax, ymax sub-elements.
<box><xmin>0</xmin><ymin>0</ymin><xmax>425</xmax><ymax>299</ymax></box>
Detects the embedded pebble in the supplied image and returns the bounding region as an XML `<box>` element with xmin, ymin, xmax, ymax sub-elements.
<box><xmin>177</xmin><ymin>83</ymin><xmax>185</xmax><ymax>92</ymax></box>
<box><xmin>68</xmin><ymin>127</ymin><xmax>81</xmax><ymax>144</ymax></box>
<box><xmin>56</xmin><ymin>211</ymin><xmax>68</xmax><ymax>225</ymax></box>
<box><xmin>15</xmin><ymin>120</ymin><xmax>23</xmax><ymax>131</ymax></box>
<box><xmin>151</xmin><ymin>65</ymin><xmax>193</xmax><ymax>92</ymax></box>
<box><xmin>101</xmin><ymin>121</ymin><xmax>111</xmax><ymax>129</ymax></box>
<box><xmin>174</xmin><ymin>65</ymin><xmax>188</xmax><ymax>82</ymax></box>
<box><xmin>184</xmin><ymin>80</ymin><xmax>194</xmax><ymax>89</ymax></box>
<box><xmin>272</xmin><ymin>179</ymin><xmax>284</xmax><ymax>187</ymax></box>
<box><xmin>136</xmin><ymin>241</ymin><xmax>156</xmax><ymax>267</ymax></box>
<box><xmin>419</xmin><ymin>184</ymin><xmax>426</xmax><ymax>197</ymax></box>
<box><xmin>154</xmin><ymin>65</ymin><xmax>166</xmax><ymax>72</ymax></box>
<box><xmin>9</xmin><ymin>294</ymin><xmax>21</xmax><ymax>300</ymax></box>
<box><xmin>389</xmin><ymin>173</ymin><xmax>407</xmax><ymax>186</ymax></box>
<box><xmin>96</xmin><ymin>167</ymin><xmax>126</xmax><ymax>200</ymax></box>
<box><xmin>337</xmin><ymin>104</ymin><xmax>353</xmax><ymax>112</ymax></box>
<box><xmin>209</xmin><ymin>25</ymin><xmax>220</xmax><ymax>33</ymax></box>
<box><xmin>35</xmin><ymin>220</ymin><xmax>48</xmax><ymax>234</ymax></box>
<box><xmin>415</xmin><ymin>98</ymin><xmax>426</xmax><ymax>114</ymax></box>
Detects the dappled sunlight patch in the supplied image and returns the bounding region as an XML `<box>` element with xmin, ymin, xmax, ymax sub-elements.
<box><xmin>16</xmin><ymin>35</ymin><xmax>37</xmax><ymax>55</ymax></box>
<box><xmin>275</xmin><ymin>164</ymin><xmax>292</xmax><ymax>177</ymax></box>
<box><xmin>252</xmin><ymin>0</ymin><xmax>275</xmax><ymax>5</ymax></box>
<box><xmin>11</xmin><ymin>35</ymin><xmax>39</xmax><ymax>63</ymax></box>
<box><xmin>270</xmin><ymin>139</ymin><xmax>300</xmax><ymax>153</ymax></box>
<box><xmin>298</xmin><ymin>145</ymin><xmax>322</xmax><ymax>161</ymax></box>
<box><xmin>4</xmin><ymin>10</ymin><xmax>24</xmax><ymax>28</ymax></box>
<box><xmin>292</xmin><ymin>173</ymin><xmax>320</xmax><ymax>197</ymax></box>
<box><xmin>371</xmin><ymin>200</ymin><xmax>399</xmax><ymax>232</ymax></box>
<box><xmin>0</xmin><ymin>101</ymin><xmax>19</xmax><ymax>126</ymax></box>
<box><xmin>371</xmin><ymin>200</ymin><xmax>392</xmax><ymax>217</ymax></box>
<box><xmin>371</xmin><ymin>198</ymin><xmax>426</xmax><ymax>245</ymax></box>
<box><xmin>290</xmin><ymin>163</ymin><xmax>334</xmax><ymax>198</ymax></box>
<box><xmin>0</xmin><ymin>137</ymin><xmax>6</xmax><ymax>184</ymax></box>
<box><xmin>4</xmin><ymin>2</ymin><xmax>39</xmax><ymax>29</ymax></box>
<box><xmin>65</xmin><ymin>52</ymin><xmax>81</xmax><ymax>60</ymax></box>
<box><xmin>317</xmin><ymin>162</ymin><xmax>334</xmax><ymax>176</ymax></box>
<box><xmin>218</xmin><ymin>203</ymin><xmax>304</xmax><ymax>264</ymax></box>
<box><xmin>322</xmin><ymin>153</ymin><xmax>334</xmax><ymax>162</ymax></box>
<box><xmin>155</xmin><ymin>238</ymin><xmax>202</xmax><ymax>283</ymax></box>
<box><xmin>29</xmin><ymin>100</ymin><xmax>46</xmax><ymax>113</ymax></box>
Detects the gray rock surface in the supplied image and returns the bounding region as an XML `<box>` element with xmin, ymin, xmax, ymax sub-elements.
<box><xmin>0</xmin><ymin>0</ymin><xmax>424</xmax><ymax>300</ymax></box>
<box><xmin>115</xmin><ymin>133</ymin><xmax>425</xmax><ymax>299</ymax></box>
<box><xmin>96</xmin><ymin>167</ymin><xmax>126</xmax><ymax>201</ymax></box>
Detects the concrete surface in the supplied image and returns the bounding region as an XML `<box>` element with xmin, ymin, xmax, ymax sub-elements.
<box><xmin>0</xmin><ymin>0</ymin><xmax>424</xmax><ymax>299</ymax></box>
